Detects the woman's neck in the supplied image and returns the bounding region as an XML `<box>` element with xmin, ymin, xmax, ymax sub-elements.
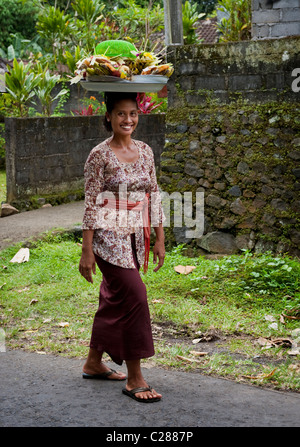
<box><xmin>111</xmin><ymin>134</ymin><xmax>133</xmax><ymax>149</ymax></box>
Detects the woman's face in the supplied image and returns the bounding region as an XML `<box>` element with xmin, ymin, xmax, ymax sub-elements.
<box><xmin>106</xmin><ymin>99</ymin><xmax>139</xmax><ymax>137</ymax></box>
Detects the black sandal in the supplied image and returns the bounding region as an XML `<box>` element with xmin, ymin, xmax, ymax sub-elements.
<box><xmin>82</xmin><ymin>368</ymin><xmax>126</xmax><ymax>381</ymax></box>
<box><xmin>122</xmin><ymin>386</ymin><xmax>161</xmax><ymax>403</ymax></box>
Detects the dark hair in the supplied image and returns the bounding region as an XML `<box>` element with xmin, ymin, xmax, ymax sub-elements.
<box><xmin>103</xmin><ymin>92</ymin><xmax>138</xmax><ymax>132</ymax></box>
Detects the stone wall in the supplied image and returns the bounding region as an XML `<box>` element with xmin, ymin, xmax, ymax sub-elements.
<box><xmin>5</xmin><ymin>114</ymin><xmax>165</xmax><ymax>209</ymax></box>
<box><xmin>251</xmin><ymin>0</ymin><xmax>300</xmax><ymax>40</ymax></box>
<box><xmin>162</xmin><ymin>37</ymin><xmax>300</xmax><ymax>256</ymax></box>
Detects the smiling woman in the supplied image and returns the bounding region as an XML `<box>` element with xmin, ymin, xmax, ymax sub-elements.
<box><xmin>79</xmin><ymin>91</ymin><xmax>165</xmax><ymax>403</ymax></box>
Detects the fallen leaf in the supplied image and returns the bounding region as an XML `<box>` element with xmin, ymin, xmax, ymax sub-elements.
<box><xmin>190</xmin><ymin>350</ymin><xmax>208</xmax><ymax>356</ymax></box>
<box><xmin>192</xmin><ymin>338</ymin><xmax>202</xmax><ymax>344</ymax></box>
<box><xmin>0</xmin><ymin>283</ymin><xmax>6</xmax><ymax>289</ymax></box>
<box><xmin>176</xmin><ymin>355</ymin><xmax>201</xmax><ymax>364</ymax></box>
<box><xmin>29</xmin><ymin>299</ymin><xmax>38</xmax><ymax>305</ymax></box>
<box><xmin>58</xmin><ymin>322</ymin><xmax>69</xmax><ymax>327</ymax></box>
<box><xmin>174</xmin><ymin>265</ymin><xmax>196</xmax><ymax>275</ymax></box>
<box><xmin>242</xmin><ymin>368</ymin><xmax>277</xmax><ymax>380</ymax></box>
<box><xmin>18</xmin><ymin>287</ymin><xmax>30</xmax><ymax>293</ymax></box>
<box><xmin>287</xmin><ymin>348</ymin><xmax>300</xmax><ymax>356</ymax></box>
<box><xmin>264</xmin><ymin>315</ymin><xmax>276</xmax><ymax>322</ymax></box>
<box><xmin>43</xmin><ymin>318</ymin><xmax>52</xmax><ymax>323</ymax></box>
<box><xmin>10</xmin><ymin>248</ymin><xmax>30</xmax><ymax>263</ymax></box>
<box><xmin>152</xmin><ymin>299</ymin><xmax>163</xmax><ymax>303</ymax></box>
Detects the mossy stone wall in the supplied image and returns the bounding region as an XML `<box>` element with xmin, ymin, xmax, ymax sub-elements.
<box><xmin>162</xmin><ymin>37</ymin><xmax>300</xmax><ymax>256</ymax></box>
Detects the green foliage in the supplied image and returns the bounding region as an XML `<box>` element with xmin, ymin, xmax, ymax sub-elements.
<box><xmin>32</xmin><ymin>62</ymin><xmax>69</xmax><ymax>116</ymax></box>
<box><xmin>71</xmin><ymin>0</ymin><xmax>105</xmax><ymax>52</ymax></box>
<box><xmin>0</xmin><ymin>33</ymin><xmax>42</xmax><ymax>60</ymax></box>
<box><xmin>0</xmin><ymin>0</ymin><xmax>39</xmax><ymax>50</ymax></box>
<box><xmin>182</xmin><ymin>1</ymin><xmax>205</xmax><ymax>45</ymax></box>
<box><xmin>64</xmin><ymin>45</ymin><xmax>85</xmax><ymax>74</ymax></box>
<box><xmin>115</xmin><ymin>0</ymin><xmax>164</xmax><ymax>48</ymax></box>
<box><xmin>216</xmin><ymin>0</ymin><xmax>251</xmax><ymax>42</ymax></box>
<box><xmin>5</xmin><ymin>58</ymin><xmax>42</xmax><ymax>116</ymax></box>
<box><xmin>35</xmin><ymin>5</ymin><xmax>73</xmax><ymax>60</ymax></box>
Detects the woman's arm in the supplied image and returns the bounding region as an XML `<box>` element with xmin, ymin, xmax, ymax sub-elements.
<box><xmin>153</xmin><ymin>223</ymin><xmax>165</xmax><ymax>272</ymax></box>
<box><xmin>79</xmin><ymin>229</ymin><xmax>96</xmax><ymax>283</ymax></box>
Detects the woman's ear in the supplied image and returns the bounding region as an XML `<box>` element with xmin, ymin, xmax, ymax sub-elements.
<box><xmin>105</xmin><ymin>111</ymin><xmax>110</xmax><ymax>122</ymax></box>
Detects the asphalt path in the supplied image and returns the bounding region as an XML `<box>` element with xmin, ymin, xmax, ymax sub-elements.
<box><xmin>0</xmin><ymin>350</ymin><xmax>299</xmax><ymax>429</ymax></box>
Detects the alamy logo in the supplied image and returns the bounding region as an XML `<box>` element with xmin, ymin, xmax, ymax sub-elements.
<box><xmin>0</xmin><ymin>328</ymin><xmax>5</xmax><ymax>352</ymax></box>
<box><xmin>95</xmin><ymin>185</ymin><xmax>205</xmax><ymax>239</ymax></box>
<box><xmin>292</xmin><ymin>68</ymin><xmax>300</xmax><ymax>93</ymax></box>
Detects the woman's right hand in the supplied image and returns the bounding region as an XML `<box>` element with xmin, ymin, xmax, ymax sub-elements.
<box><xmin>79</xmin><ymin>248</ymin><xmax>96</xmax><ymax>283</ymax></box>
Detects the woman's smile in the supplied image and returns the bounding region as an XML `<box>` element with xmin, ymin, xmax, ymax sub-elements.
<box><xmin>106</xmin><ymin>99</ymin><xmax>139</xmax><ymax>136</ymax></box>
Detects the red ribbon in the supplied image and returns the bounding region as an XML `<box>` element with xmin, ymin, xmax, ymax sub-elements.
<box><xmin>101</xmin><ymin>193</ymin><xmax>150</xmax><ymax>273</ymax></box>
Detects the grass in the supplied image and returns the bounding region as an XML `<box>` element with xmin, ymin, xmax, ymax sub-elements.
<box><xmin>0</xmin><ymin>170</ymin><xmax>6</xmax><ymax>203</ymax></box>
<box><xmin>0</xmin><ymin>232</ymin><xmax>299</xmax><ymax>391</ymax></box>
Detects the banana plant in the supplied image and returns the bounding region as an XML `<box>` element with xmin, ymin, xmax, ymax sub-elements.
<box><xmin>5</xmin><ymin>58</ymin><xmax>42</xmax><ymax>116</ymax></box>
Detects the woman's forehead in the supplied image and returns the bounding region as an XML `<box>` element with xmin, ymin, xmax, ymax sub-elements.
<box><xmin>113</xmin><ymin>99</ymin><xmax>138</xmax><ymax>111</ymax></box>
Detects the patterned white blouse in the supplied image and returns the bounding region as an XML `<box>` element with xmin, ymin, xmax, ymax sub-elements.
<box><xmin>82</xmin><ymin>136</ymin><xmax>164</xmax><ymax>269</ymax></box>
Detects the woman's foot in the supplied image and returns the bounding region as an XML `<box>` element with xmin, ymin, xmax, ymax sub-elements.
<box><xmin>124</xmin><ymin>381</ymin><xmax>162</xmax><ymax>401</ymax></box>
<box><xmin>83</xmin><ymin>363</ymin><xmax>127</xmax><ymax>380</ymax></box>
<box><xmin>125</xmin><ymin>359</ymin><xmax>162</xmax><ymax>401</ymax></box>
<box><xmin>83</xmin><ymin>348</ymin><xmax>126</xmax><ymax>380</ymax></box>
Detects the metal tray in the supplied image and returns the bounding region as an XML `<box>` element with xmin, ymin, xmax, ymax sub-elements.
<box><xmin>80</xmin><ymin>75</ymin><xmax>168</xmax><ymax>92</ymax></box>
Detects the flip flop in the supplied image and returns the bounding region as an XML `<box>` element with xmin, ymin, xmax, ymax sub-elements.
<box><xmin>82</xmin><ymin>368</ymin><xmax>126</xmax><ymax>381</ymax></box>
<box><xmin>122</xmin><ymin>386</ymin><xmax>161</xmax><ymax>403</ymax></box>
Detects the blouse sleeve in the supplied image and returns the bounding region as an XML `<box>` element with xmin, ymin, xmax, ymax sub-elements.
<box><xmin>145</xmin><ymin>144</ymin><xmax>165</xmax><ymax>228</ymax></box>
<box><xmin>82</xmin><ymin>148</ymin><xmax>105</xmax><ymax>230</ymax></box>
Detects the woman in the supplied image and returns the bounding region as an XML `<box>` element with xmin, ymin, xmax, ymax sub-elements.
<box><xmin>79</xmin><ymin>92</ymin><xmax>165</xmax><ymax>403</ymax></box>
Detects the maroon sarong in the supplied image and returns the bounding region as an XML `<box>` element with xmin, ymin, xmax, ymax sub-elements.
<box><xmin>89</xmin><ymin>234</ymin><xmax>154</xmax><ymax>365</ymax></box>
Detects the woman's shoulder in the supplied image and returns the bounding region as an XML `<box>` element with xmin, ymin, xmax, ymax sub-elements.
<box><xmin>86</xmin><ymin>138</ymin><xmax>111</xmax><ymax>162</ymax></box>
<box><xmin>133</xmin><ymin>139</ymin><xmax>153</xmax><ymax>156</ymax></box>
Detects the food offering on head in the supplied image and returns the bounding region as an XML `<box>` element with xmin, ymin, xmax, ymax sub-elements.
<box><xmin>70</xmin><ymin>39</ymin><xmax>174</xmax><ymax>85</ymax></box>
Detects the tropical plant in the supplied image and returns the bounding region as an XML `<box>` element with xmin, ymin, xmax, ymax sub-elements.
<box><xmin>216</xmin><ymin>0</ymin><xmax>251</xmax><ymax>42</ymax></box>
<box><xmin>182</xmin><ymin>1</ymin><xmax>205</xmax><ymax>44</ymax></box>
<box><xmin>0</xmin><ymin>33</ymin><xmax>42</xmax><ymax>60</ymax></box>
<box><xmin>35</xmin><ymin>5</ymin><xmax>73</xmax><ymax>63</ymax></box>
<box><xmin>115</xmin><ymin>0</ymin><xmax>164</xmax><ymax>49</ymax></box>
<box><xmin>5</xmin><ymin>58</ymin><xmax>42</xmax><ymax>116</ymax></box>
<box><xmin>137</xmin><ymin>92</ymin><xmax>162</xmax><ymax>114</ymax></box>
<box><xmin>0</xmin><ymin>0</ymin><xmax>39</xmax><ymax>49</ymax></box>
<box><xmin>63</xmin><ymin>45</ymin><xmax>85</xmax><ymax>74</ymax></box>
<box><xmin>71</xmin><ymin>0</ymin><xmax>105</xmax><ymax>52</ymax></box>
<box><xmin>72</xmin><ymin>104</ymin><xmax>100</xmax><ymax>115</ymax></box>
<box><xmin>33</xmin><ymin>63</ymin><xmax>69</xmax><ymax>116</ymax></box>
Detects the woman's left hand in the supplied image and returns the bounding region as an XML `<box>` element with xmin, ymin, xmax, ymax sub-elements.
<box><xmin>153</xmin><ymin>240</ymin><xmax>165</xmax><ymax>272</ymax></box>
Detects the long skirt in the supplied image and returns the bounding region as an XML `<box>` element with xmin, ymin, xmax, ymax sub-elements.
<box><xmin>89</xmin><ymin>234</ymin><xmax>155</xmax><ymax>365</ymax></box>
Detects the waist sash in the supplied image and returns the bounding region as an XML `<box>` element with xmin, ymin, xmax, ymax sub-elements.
<box><xmin>101</xmin><ymin>193</ymin><xmax>150</xmax><ymax>273</ymax></box>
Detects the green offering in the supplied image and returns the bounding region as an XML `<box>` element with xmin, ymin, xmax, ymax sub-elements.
<box><xmin>95</xmin><ymin>40</ymin><xmax>138</xmax><ymax>59</ymax></box>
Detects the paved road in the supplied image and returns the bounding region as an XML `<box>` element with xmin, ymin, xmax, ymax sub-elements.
<box><xmin>0</xmin><ymin>201</ymin><xmax>84</xmax><ymax>250</ymax></box>
<box><xmin>0</xmin><ymin>350</ymin><xmax>299</xmax><ymax>428</ymax></box>
<box><xmin>0</xmin><ymin>202</ymin><xmax>299</xmax><ymax>429</ymax></box>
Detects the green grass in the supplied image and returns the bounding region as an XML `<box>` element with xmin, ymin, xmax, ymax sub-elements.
<box><xmin>0</xmin><ymin>233</ymin><xmax>299</xmax><ymax>391</ymax></box>
<box><xmin>0</xmin><ymin>170</ymin><xmax>6</xmax><ymax>203</ymax></box>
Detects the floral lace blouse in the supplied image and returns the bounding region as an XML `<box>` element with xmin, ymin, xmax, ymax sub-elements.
<box><xmin>82</xmin><ymin>136</ymin><xmax>164</xmax><ymax>269</ymax></box>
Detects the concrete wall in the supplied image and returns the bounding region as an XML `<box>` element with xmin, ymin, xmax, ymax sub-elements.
<box><xmin>252</xmin><ymin>0</ymin><xmax>300</xmax><ymax>40</ymax></box>
<box><xmin>163</xmin><ymin>37</ymin><xmax>300</xmax><ymax>256</ymax></box>
<box><xmin>5</xmin><ymin>114</ymin><xmax>165</xmax><ymax>208</ymax></box>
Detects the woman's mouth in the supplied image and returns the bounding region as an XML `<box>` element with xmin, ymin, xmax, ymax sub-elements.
<box><xmin>121</xmin><ymin>125</ymin><xmax>134</xmax><ymax>130</ymax></box>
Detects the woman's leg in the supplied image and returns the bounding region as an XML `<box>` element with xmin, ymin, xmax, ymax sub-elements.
<box><xmin>83</xmin><ymin>348</ymin><xmax>126</xmax><ymax>380</ymax></box>
<box><xmin>125</xmin><ymin>359</ymin><xmax>162</xmax><ymax>401</ymax></box>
